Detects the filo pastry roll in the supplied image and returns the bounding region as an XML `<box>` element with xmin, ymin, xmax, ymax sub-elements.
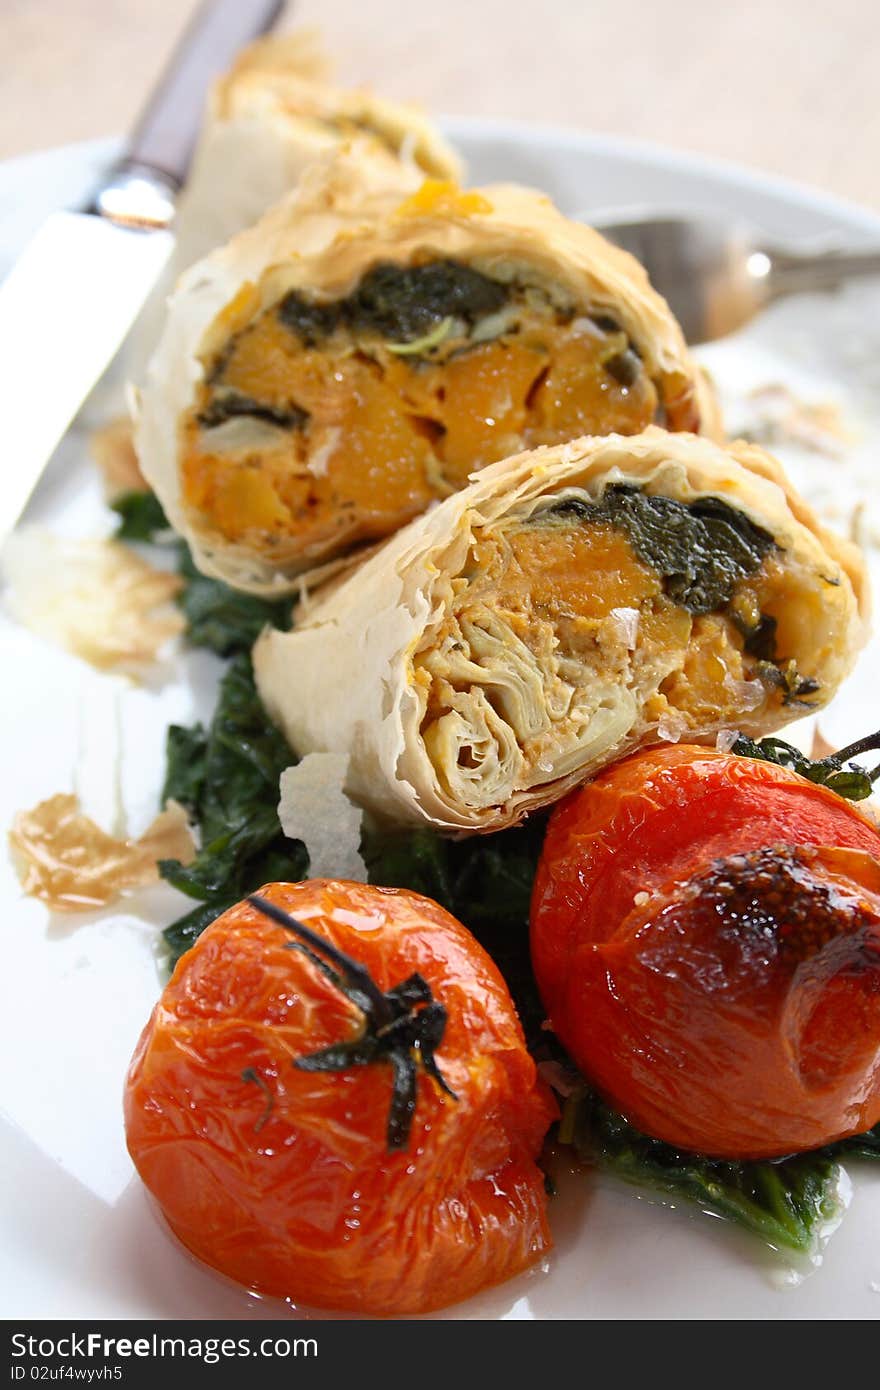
<box><xmin>169</xmin><ymin>33</ymin><xmax>462</xmax><ymax>278</ymax></box>
<box><xmin>254</xmin><ymin>429</ymin><xmax>867</xmax><ymax>833</ymax></box>
<box><xmin>136</xmin><ymin>158</ymin><xmax>718</xmax><ymax>595</ymax></box>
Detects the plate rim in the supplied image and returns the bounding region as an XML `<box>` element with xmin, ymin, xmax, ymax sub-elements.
<box><xmin>448</xmin><ymin>115</ymin><xmax>880</xmax><ymax>232</ymax></box>
<box><xmin>4</xmin><ymin>118</ymin><xmax>880</xmax><ymax>237</ymax></box>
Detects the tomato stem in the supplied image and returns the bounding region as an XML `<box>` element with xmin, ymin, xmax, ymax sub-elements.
<box><xmin>732</xmin><ymin>729</ymin><xmax>880</xmax><ymax>802</ymax></box>
<box><xmin>247</xmin><ymin>892</ymin><xmax>393</xmax><ymax>1025</ymax></box>
<box><xmin>247</xmin><ymin>893</ymin><xmax>458</xmax><ymax>1149</ymax></box>
<box><xmin>833</xmin><ymin>727</ymin><xmax>880</xmax><ymax>777</ymax></box>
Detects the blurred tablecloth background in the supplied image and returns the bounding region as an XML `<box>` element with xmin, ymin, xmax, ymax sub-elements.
<box><xmin>1</xmin><ymin>0</ymin><xmax>878</xmax><ymax>211</ymax></box>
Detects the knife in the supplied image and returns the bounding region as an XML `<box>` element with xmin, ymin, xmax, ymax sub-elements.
<box><xmin>0</xmin><ymin>0</ymin><xmax>284</xmax><ymax>549</ymax></box>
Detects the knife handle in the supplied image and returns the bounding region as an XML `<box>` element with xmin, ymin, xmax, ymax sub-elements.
<box><xmin>110</xmin><ymin>0</ymin><xmax>285</xmax><ymax>194</ymax></box>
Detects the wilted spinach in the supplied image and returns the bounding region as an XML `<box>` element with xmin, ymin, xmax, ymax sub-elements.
<box><xmin>112</xmin><ymin>493</ymin><xmax>294</xmax><ymax>659</ymax></box>
<box><xmin>174</xmin><ymin>547</ymin><xmax>294</xmax><ymax>658</ymax></box>
<box><xmin>560</xmin><ymin>1086</ymin><xmax>879</xmax><ymax>1255</ymax></box>
<box><xmin>159</xmin><ymin>654</ymin><xmax>306</xmax><ymax>967</ymax></box>
<box><xmin>110</xmin><ymin>489</ymin><xmax>171</xmax><ymax>542</ymax></box>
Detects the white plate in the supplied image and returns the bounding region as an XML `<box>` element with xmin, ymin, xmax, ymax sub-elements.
<box><xmin>2</xmin><ymin>121</ymin><xmax>879</xmax><ymax>1321</ymax></box>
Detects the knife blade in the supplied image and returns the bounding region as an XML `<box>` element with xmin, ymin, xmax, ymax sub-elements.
<box><xmin>0</xmin><ymin>0</ymin><xmax>284</xmax><ymax>549</ymax></box>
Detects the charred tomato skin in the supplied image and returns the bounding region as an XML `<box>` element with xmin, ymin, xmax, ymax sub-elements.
<box><xmin>125</xmin><ymin>880</ymin><xmax>556</xmax><ymax>1316</ymax></box>
<box><xmin>530</xmin><ymin>745</ymin><xmax>880</xmax><ymax>1159</ymax></box>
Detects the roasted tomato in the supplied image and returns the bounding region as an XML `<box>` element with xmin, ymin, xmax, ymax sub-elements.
<box><xmin>125</xmin><ymin>880</ymin><xmax>556</xmax><ymax>1316</ymax></box>
<box><xmin>530</xmin><ymin>745</ymin><xmax>880</xmax><ymax>1159</ymax></box>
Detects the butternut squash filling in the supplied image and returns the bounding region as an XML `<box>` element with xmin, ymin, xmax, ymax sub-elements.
<box><xmin>410</xmin><ymin>486</ymin><xmax>830</xmax><ymax>811</ymax></box>
<box><xmin>181</xmin><ymin>261</ymin><xmax>661</xmax><ymax>566</ymax></box>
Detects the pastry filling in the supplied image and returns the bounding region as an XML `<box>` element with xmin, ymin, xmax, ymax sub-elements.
<box><xmin>412</xmin><ymin>485</ymin><xmax>831</xmax><ymax>811</ymax></box>
<box><xmin>182</xmin><ymin>260</ymin><xmax>666</xmax><ymax>564</ymax></box>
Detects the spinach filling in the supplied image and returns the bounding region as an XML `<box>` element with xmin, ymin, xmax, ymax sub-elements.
<box><xmin>591</xmin><ymin>314</ymin><xmax>642</xmax><ymax>387</ymax></box>
<box><xmin>278</xmin><ymin>259</ymin><xmax>511</xmax><ymax>346</ymax></box>
<box><xmin>537</xmin><ymin>485</ymin><xmax>825</xmax><ymax>703</ymax></box>
<box><xmin>200</xmin><ymin>262</ymin><xmax>653</xmax><ymax>462</ymax></box>
<box><xmin>197</xmin><ymin>389</ymin><xmax>309</xmax><ymax>432</ymax></box>
<box><xmin>542</xmin><ymin>485</ymin><xmax>775</xmax><ymax>617</ymax></box>
<box><xmin>738</xmin><ymin>612</ymin><xmax>778</xmax><ymax>660</ymax></box>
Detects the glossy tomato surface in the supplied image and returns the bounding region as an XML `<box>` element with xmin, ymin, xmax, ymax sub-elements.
<box><xmin>531</xmin><ymin>745</ymin><xmax>880</xmax><ymax>1159</ymax></box>
<box><xmin>125</xmin><ymin>880</ymin><xmax>556</xmax><ymax>1316</ymax></box>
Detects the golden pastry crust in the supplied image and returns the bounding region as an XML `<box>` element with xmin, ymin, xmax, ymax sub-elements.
<box><xmin>137</xmin><ymin>153</ymin><xmax>719</xmax><ymax>595</ymax></box>
<box><xmin>253</xmin><ymin>428</ymin><xmax>868</xmax><ymax>834</ymax></box>
<box><xmin>725</xmin><ymin>437</ymin><xmax>869</xmax><ymax>620</ymax></box>
<box><xmin>210</xmin><ymin>31</ymin><xmax>462</xmax><ymax>184</ymax></box>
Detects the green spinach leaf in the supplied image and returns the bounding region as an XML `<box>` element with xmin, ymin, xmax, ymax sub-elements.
<box><xmin>161</xmin><ymin>724</ymin><xmax>208</xmax><ymax>816</ymax></box>
<box><xmin>175</xmin><ymin>547</ymin><xmax>294</xmax><ymax>658</ymax></box>
<box><xmin>159</xmin><ymin>654</ymin><xmax>306</xmax><ymax>966</ymax></box>
<box><xmin>559</xmin><ymin>1086</ymin><xmax>852</xmax><ymax>1255</ymax></box>
<box><xmin>114</xmin><ymin>490</ymin><xmax>293</xmax><ymax>658</ymax></box>
<box><xmin>830</xmin><ymin>1125</ymin><xmax>880</xmax><ymax>1162</ymax></box>
<box><xmin>111</xmin><ymin>490</ymin><xmax>170</xmax><ymax>541</ymax></box>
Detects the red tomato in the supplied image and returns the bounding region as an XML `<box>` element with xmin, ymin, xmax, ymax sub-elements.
<box><xmin>125</xmin><ymin>880</ymin><xmax>556</xmax><ymax>1315</ymax></box>
<box><xmin>530</xmin><ymin>745</ymin><xmax>880</xmax><ymax>1159</ymax></box>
